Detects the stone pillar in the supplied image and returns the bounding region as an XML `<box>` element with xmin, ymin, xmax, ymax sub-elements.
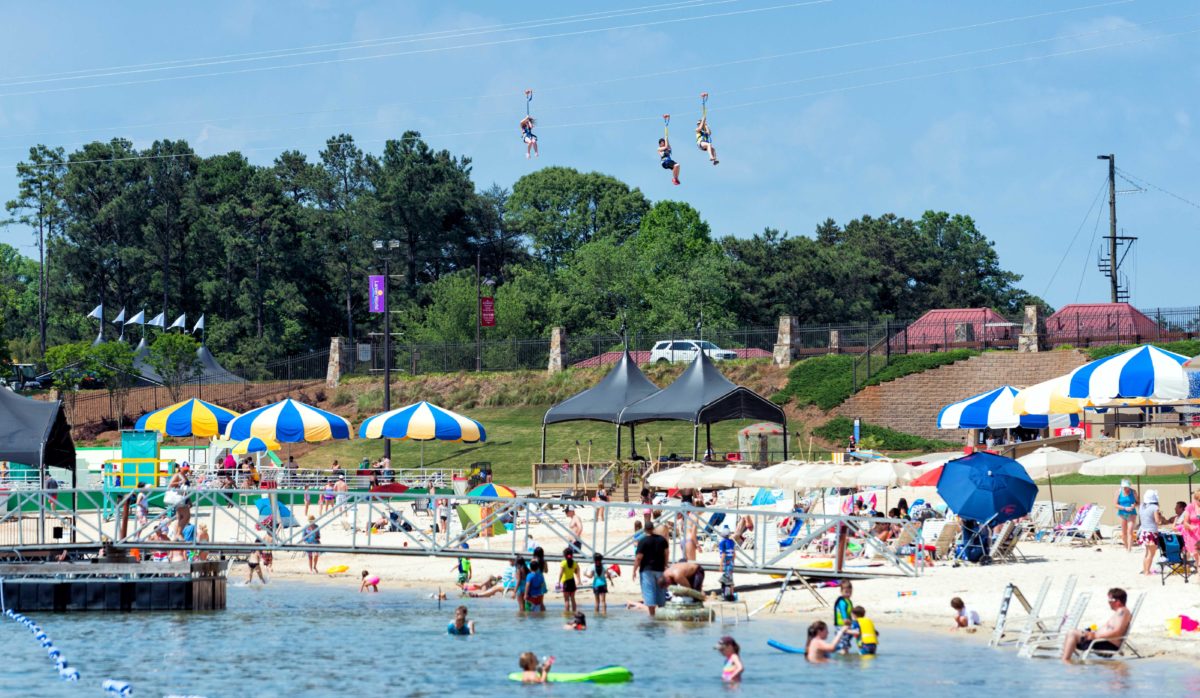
<box><xmin>772</xmin><ymin>316</ymin><xmax>797</xmax><ymax>367</ymax></box>
<box><xmin>828</xmin><ymin>329</ymin><xmax>840</xmax><ymax>354</ymax></box>
<box><xmin>1018</xmin><ymin>304</ymin><xmax>1043</xmax><ymax>353</ymax></box>
<box><xmin>325</xmin><ymin>336</ymin><xmax>343</xmax><ymax>388</ymax></box>
<box><xmin>548</xmin><ymin>327</ymin><xmax>566</xmax><ymax>373</ymax></box>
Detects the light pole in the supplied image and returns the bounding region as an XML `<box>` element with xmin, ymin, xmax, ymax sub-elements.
<box><xmin>373</xmin><ymin>239</ymin><xmax>400</xmax><ymax>460</ymax></box>
<box><xmin>475</xmin><ymin>250</ymin><xmax>495</xmax><ymax>372</ymax></box>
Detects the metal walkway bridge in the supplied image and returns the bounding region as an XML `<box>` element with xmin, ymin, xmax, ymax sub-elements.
<box><xmin>0</xmin><ymin>488</ymin><xmax>918</xmax><ymax>579</ymax></box>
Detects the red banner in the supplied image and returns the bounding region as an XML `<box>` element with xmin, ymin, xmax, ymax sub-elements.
<box><xmin>480</xmin><ymin>297</ymin><xmax>495</xmax><ymax>327</ymax></box>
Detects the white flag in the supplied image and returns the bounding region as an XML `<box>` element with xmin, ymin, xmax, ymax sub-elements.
<box><xmin>169</xmin><ymin>313</ymin><xmax>187</xmax><ymax>330</ymax></box>
<box><xmin>112</xmin><ymin>307</ymin><xmax>126</xmax><ymax>324</ymax></box>
<box><xmin>147</xmin><ymin>312</ymin><xmax>166</xmax><ymax>328</ymax></box>
<box><xmin>125</xmin><ymin>310</ymin><xmax>145</xmax><ymax>325</ymax></box>
<box><xmin>192</xmin><ymin>314</ymin><xmax>205</xmax><ymax>333</ymax></box>
<box><xmin>87</xmin><ymin>304</ymin><xmax>104</xmax><ymax>320</ymax></box>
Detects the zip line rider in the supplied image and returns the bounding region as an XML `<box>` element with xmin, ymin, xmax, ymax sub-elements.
<box><xmin>658</xmin><ymin>114</ymin><xmax>680</xmax><ymax>185</ymax></box>
<box><xmin>696</xmin><ymin>92</ymin><xmax>718</xmax><ymax>166</ymax></box>
<box><xmin>520</xmin><ymin>89</ymin><xmax>538</xmax><ymax>159</ymax></box>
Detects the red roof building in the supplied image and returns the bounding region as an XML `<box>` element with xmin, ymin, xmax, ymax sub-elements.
<box><xmin>1044</xmin><ymin>303</ymin><xmax>1160</xmax><ymax>345</ymax></box>
<box><xmin>894</xmin><ymin>308</ymin><xmax>1016</xmax><ymax>351</ymax></box>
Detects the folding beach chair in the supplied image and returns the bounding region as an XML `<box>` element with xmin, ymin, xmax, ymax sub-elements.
<box><xmin>1157</xmin><ymin>532</ymin><xmax>1191</xmax><ymax>584</ymax></box>
<box><xmin>991</xmin><ymin>522</ymin><xmax>1029</xmax><ymax>563</ymax></box>
<box><xmin>932</xmin><ymin>520</ymin><xmax>960</xmax><ymax>561</ymax></box>
<box><xmin>1018</xmin><ymin>591</ymin><xmax>1093</xmax><ymax>658</ymax></box>
<box><xmin>1078</xmin><ymin>592</ymin><xmax>1145</xmax><ymax>661</ymax></box>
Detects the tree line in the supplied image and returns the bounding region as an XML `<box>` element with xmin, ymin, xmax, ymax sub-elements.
<box><xmin>1</xmin><ymin>133</ymin><xmax>1047</xmax><ymax>370</ymax></box>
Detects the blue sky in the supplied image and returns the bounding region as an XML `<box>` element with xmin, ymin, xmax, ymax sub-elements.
<box><xmin>1</xmin><ymin>0</ymin><xmax>1197</xmax><ymax>310</ymax></box>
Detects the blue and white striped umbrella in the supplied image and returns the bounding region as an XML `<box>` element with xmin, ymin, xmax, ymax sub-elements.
<box><xmin>359</xmin><ymin>401</ymin><xmax>486</xmax><ymax>442</ymax></box>
<box><xmin>1067</xmin><ymin>345</ymin><xmax>1192</xmax><ymax>403</ymax></box>
<box><xmin>938</xmin><ymin>386</ymin><xmax>1079</xmax><ymax>430</ymax></box>
<box><xmin>223</xmin><ymin>398</ymin><xmax>352</xmax><ymax>443</ymax></box>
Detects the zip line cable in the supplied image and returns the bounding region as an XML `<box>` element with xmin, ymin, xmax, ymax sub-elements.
<box><xmin>1041</xmin><ymin>177</ymin><xmax>1109</xmax><ymax>299</ymax></box>
<box><xmin>0</xmin><ymin>0</ymin><xmax>1161</xmax><ymax>146</ymax></box>
<box><xmin>0</xmin><ymin>0</ymin><xmax>738</xmax><ymax>88</ymax></box>
<box><xmin>1115</xmin><ymin>167</ymin><xmax>1200</xmax><ymax>213</ymax></box>
<box><xmin>1075</xmin><ymin>185</ymin><xmax>1111</xmax><ymax>302</ymax></box>
<box><xmin>12</xmin><ymin>20</ymin><xmax>1198</xmax><ymax>169</ymax></box>
<box><xmin>0</xmin><ymin>0</ymin><xmax>835</xmax><ymax>99</ymax></box>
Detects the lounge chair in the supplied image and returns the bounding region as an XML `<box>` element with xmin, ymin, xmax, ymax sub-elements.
<box><xmin>932</xmin><ymin>520</ymin><xmax>961</xmax><ymax>561</ymax></box>
<box><xmin>990</xmin><ymin>522</ymin><xmax>1029</xmax><ymax>563</ymax></box>
<box><xmin>1018</xmin><ymin>591</ymin><xmax>1093</xmax><ymax>658</ymax></box>
<box><xmin>1078</xmin><ymin>592</ymin><xmax>1145</xmax><ymax>661</ymax></box>
<box><xmin>1051</xmin><ymin>505</ymin><xmax>1103</xmax><ymax>544</ymax></box>
<box><xmin>1157</xmin><ymin>532</ymin><xmax>1192</xmax><ymax>584</ymax></box>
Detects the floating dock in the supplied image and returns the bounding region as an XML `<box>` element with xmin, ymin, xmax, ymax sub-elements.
<box><xmin>0</xmin><ymin>560</ymin><xmax>228</xmax><ymax>612</ymax></box>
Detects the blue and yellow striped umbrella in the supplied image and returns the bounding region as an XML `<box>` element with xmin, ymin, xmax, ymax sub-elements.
<box><xmin>135</xmin><ymin>398</ymin><xmax>240</xmax><ymax>438</ymax></box>
<box><xmin>224</xmin><ymin>398</ymin><xmax>352</xmax><ymax>443</ymax></box>
<box><xmin>231</xmin><ymin>436</ymin><xmax>280</xmax><ymax>454</ymax></box>
<box><xmin>358</xmin><ymin>401</ymin><xmax>486</xmax><ymax>442</ymax></box>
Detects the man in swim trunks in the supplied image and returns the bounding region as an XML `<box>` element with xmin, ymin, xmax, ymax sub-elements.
<box><xmin>663</xmin><ymin>560</ymin><xmax>705</xmax><ymax>592</ymax></box>
<box><xmin>566</xmin><ymin>508</ymin><xmax>584</xmax><ymax>551</ymax></box>
<box><xmin>1062</xmin><ymin>587</ymin><xmax>1132</xmax><ymax>662</ymax></box>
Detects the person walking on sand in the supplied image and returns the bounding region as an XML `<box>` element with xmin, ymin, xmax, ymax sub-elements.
<box><xmin>302</xmin><ymin>516</ymin><xmax>321</xmax><ymax>573</ymax></box>
<box><xmin>805</xmin><ymin>621</ymin><xmax>847</xmax><ymax>663</ymax></box>
<box><xmin>641</xmin><ymin>488</ymin><xmax>654</xmax><ymax>531</ymax></box>
<box><xmin>1061</xmin><ymin>588</ymin><xmax>1132</xmax><ymax>662</ymax></box>
<box><xmin>360</xmin><ymin>570</ymin><xmax>380</xmax><ymax>592</ymax></box>
<box><xmin>632</xmin><ymin>525</ymin><xmax>670</xmax><ymax>617</ymax></box>
<box><xmin>566</xmin><ymin>508</ymin><xmax>583</xmax><ymax>551</ymax></box>
<box><xmin>1115</xmin><ymin>479</ymin><xmax>1139</xmax><ymax>552</ymax></box>
<box><xmin>715</xmin><ymin>636</ymin><xmax>743</xmax><ymax>682</ymax></box>
<box><xmin>1137</xmin><ymin>490</ymin><xmax>1169</xmax><ymax>575</ymax></box>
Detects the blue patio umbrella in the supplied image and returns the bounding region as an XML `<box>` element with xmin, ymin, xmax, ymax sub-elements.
<box><xmin>936</xmin><ymin>451</ymin><xmax>1037</xmax><ymax>524</ymax></box>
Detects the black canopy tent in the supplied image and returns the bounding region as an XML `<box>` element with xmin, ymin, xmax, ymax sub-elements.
<box><xmin>541</xmin><ymin>350</ymin><xmax>661</xmax><ymax>461</ymax></box>
<box><xmin>0</xmin><ymin>387</ymin><xmax>76</xmax><ymax>480</ymax></box>
<box><xmin>617</xmin><ymin>351</ymin><xmax>787</xmax><ymax>460</ymax></box>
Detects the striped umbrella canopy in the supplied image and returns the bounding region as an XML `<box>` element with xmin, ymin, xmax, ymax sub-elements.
<box><xmin>1067</xmin><ymin>345</ymin><xmax>1192</xmax><ymax>403</ymax></box>
<box><xmin>223</xmin><ymin>398</ymin><xmax>352</xmax><ymax>443</ymax></box>
<box><xmin>358</xmin><ymin>401</ymin><xmax>486</xmax><ymax>443</ymax></box>
<box><xmin>135</xmin><ymin>398</ymin><xmax>239</xmax><ymax>438</ymax></box>
<box><xmin>937</xmin><ymin>386</ymin><xmax>1079</xmax><ymax>430</ymax></box>
<box><xmin>1012</xmin><ymin>376</ymin><xmax>1090</xmax><ymax>416</ymax></box>
<box><xmin>231</xmin><ymin>436</ymin><xmax>280</xmax><ymax>454</ymax></box>
<box><xmin>467</xmin><ymin>483</ymin><xmax>517</xmax><ymax>498</ymax></box>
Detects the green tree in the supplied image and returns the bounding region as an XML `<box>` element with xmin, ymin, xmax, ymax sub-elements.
<box><xmin>5</xmin><ymin>145</ymin><xmax>66</xmax><ymax>356</ymax></box>
<box><xmin>87</xmin><ymin>341</ymin><xmax>137</xmax><ymax>429</ymax></box>
<box><xmin>44</xmin><ymin>341</ymin><xmax>92</xmax><ymax>431</ymax></box>
<box><xmin>146</xmin><ymin>332</ymin><xmax>201</xmax><ymax>403</ymax></box>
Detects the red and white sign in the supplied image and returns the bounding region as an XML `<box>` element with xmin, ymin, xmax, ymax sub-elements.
<box><xmin>480</xmin><ymin>297</ymin><xmax>495</xmax><ymax>327</ymax></box>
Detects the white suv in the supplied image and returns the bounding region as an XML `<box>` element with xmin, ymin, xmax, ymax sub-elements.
<box><xmin>648</xmin><ymin>340</ymin><xmax>737</xmax><ymax>364</ymax></box>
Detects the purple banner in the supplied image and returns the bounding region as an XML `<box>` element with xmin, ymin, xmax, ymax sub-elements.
<box><xmin>369</xmin><ymin>275</ymin><xmax>386</xmax><ymax>313</ymax></box>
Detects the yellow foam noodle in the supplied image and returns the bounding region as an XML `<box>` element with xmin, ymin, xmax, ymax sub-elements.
<box><xmin>325</xmin><ymin>565</ymin><xmax>349</xmax><ymax>575</ymax></box>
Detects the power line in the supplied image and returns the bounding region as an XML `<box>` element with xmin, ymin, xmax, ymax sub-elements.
<box><xmin>0</xmin><ymin>0</ymin><xmax>835</xmax><ymax>99</ymax></box>
<box><xmin>0</xmin><ymin>0</ymin><xmax>736</xmax><ymax>88</ymax></box>
<box><xmin>0</xmin><ymin>0</ymin><xmax>1163</xmax><ymax>147</ymax></box>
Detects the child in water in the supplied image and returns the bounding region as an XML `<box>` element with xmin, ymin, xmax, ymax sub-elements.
<box><xmin>448</xmin><ymin>605</ymin><xmax>476</xmax><ymax>635</ymax></box>
<box><xmin>360</xmin><ymin>570</ymin><xmax>380</xmax><ymax>593</ymax></box>
<box><xmin>832</xmin><ymin>580</ymin><xmax>854</xmax><ymax>653</ymax></box>
<box><xmin>525</xmin><ymin>559</ymin><xmax>547</xmax><ymax>612</ymax></box>
<box><xmin>518</xmin><ymin>652</ymin><xmax>554</xmax><ymax>683</ymax></box>
<box><xmin>564</xmin><ymin>611</ymin><xmax>587</xmax><ymax>631</ymax></box>
<box><xmin>715</xmin><ymin>636</ymin><xmax>743</xmax><ymax>682</ymax></box>
<box><xmin>585</xmin><ymin>552</ymin><xmax>617</xmax><ymax>614</ymax></box>
<box><xmin>851</xmin><ymin>605</ymin><xmax>878</xmax><ymax>655</ymax></box>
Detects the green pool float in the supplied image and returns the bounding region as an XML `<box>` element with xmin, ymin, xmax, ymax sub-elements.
<box><xmin>507</xmin><ymin>665</ymin><xmax>633</xmax><ymax>684</ymax></box>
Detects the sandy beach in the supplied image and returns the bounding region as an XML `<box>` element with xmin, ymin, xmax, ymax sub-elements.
<box><xmin>243</xmin><ymin>500</ymin><xmax>1200</xmax><ymax>663</ymax></box>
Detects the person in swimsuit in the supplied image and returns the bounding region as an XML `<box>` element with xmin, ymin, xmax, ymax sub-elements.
<box><xmin>514</xmin><ymin>555</ymin><xmax>529</xmax><ymax>611</ymax></box>
<box><xmin>302</xmin><ymin>516</ymin><xmax>321</xmax><ymax>573</ymax></box>
<box><xmin>1062</xmin><ymin>588</ymin><xmax>1132</xmax><ymax>662</ymax></box>
<box><xmin>658</xmin><ymin>137</ymin><xmax>680</xmax><ymax>185</ymax></box>
<box><xmin>805</xmin><ymin>620</ymin><xmax>846</xmax><ymax>663</ymax></box>
<box><xmin>716</xmin><ymin>636</ymin><xmax>743</xmax><ymax>682</ymax></box>
<box><xmin>520</xmin><ymin>115</ymin><xmax>538</xmax><ymax>159</ymax></box>
<box><xmin>1181</xmin><ymin>490</ymin><xmax>1200</xmax><ymax>561</ymax></box>
<box><xmin>663</xmin><ymin>560</ymin><xmax>705</xmax><ymax>592</ymax></box>
<box><xmin>595</xmin><ymin>485</ymin><xmax>608</xmax><ymax>522</ymax></box>
<box><xmin>447</xmin><ymin>605</ymin><xmax>475</xmax><ymax>635</ymax></box>
<box><xmin>585</xmin><ymin>553</ymin><xmax>615</xmax><ymax>614</ymax></box>
<box><xmin>832</xmin><ymin>580</ymin><xmax>854</xmax><ymax>653</ymax></box>
<box><xmin>695</xmin><ymin>115</ymin><xmax>718</xmax><ymax>165</ymax></box>
<box><xmin>518</xmin><ymin>652</ymin><xmax>554</xmax><ymax>683</ymax></box>
<box><xmin>1137</xmin><ymin>490</ymin><xmax>1169</xmax><ymax>575</ymax></box>
<box><xmin>320</xmin><ymin>481</ymin><xmax>336</xmax><ymax>515</ymax></box>
<box><xmin>360</xmin><ymin>570</ymin><xmax>380</xmax><ymax>592</ymax></box>
<box><xmin>560</xmin><ymin>548</ymin><xmax>581</xmax><ymax>613</ymax></box>
<box><xmin>1115</xmin><ymin>480</ymin><xmax>1139</xmax><ymax>552</ymax></box>
<box><xmin>245</xmin><ymin>549</ymin><xmax>266</xmax><ymax>584</ymax></box>
<box><xmin>851</xmin><ymin>606</ymin><xmax>878</xmax><ymax>655</ymax></box>
<box><xmin>525</xmin><ymin>559</ymin><xmax>547</xmax><ymax>612</ymax></box>
<box><xmin>135</xmin><ymin>483</ymin><xmax>150</xmax><ymax>527</ymax></box>
<box><xmin>563</xmin><ymin>610</ymin><xmax>586</xmax><ymax>630</ymax></box>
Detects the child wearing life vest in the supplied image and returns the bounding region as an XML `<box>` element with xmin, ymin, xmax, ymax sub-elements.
<box><xmin>850</xmin><ymin>605</ymin><xmax>878</xmax><ymax>655</ymax></box>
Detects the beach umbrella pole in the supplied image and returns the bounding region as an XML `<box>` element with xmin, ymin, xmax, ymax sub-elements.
<box><xmin>1048</xmin><ymin>477</ymin><xmax>1056</xmax><ymax>525</ymax></box>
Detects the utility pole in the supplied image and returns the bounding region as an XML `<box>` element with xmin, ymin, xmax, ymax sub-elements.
<box><xmin>1099</xmin><ymin>154</ymin><xmax>1118</xmax><ymax>303</ymax></box>
<box><xmin>475</xmin><ymin>251</ymin><xmax>482</xmax><ymax>373</ymax></box>
<box><xmin>373</xmin><ymin>239</ymin><xmax>399</xmax><ymax>460</ymax></box>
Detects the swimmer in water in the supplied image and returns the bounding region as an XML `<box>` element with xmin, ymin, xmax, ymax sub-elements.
<box><xmin>805</xmin><ymin>620</ymin><xmax>847</xmax><ymax>663</ymax></box>
<box><xmin>564</xmin><ymin>611</ymin><xmax>587</xmax><ymax>631</ymax></box>
<box><xmin>448</xmin><ymin>605</ymin><xmax>476</xmax><ymax>635</ymax></box>
<box><xmin>518</xmin><ymin>652</ymin><xmax>554</xmax><ymax>683</ymax></box>
<box><xmin>715</xmin><ymin>636</ymin><xmax>743</xmax><ymax>682</ymax></box>
<box><xmin>360</xmin><ymin>570</ymin><xmax>380</xmax><ymax>593</ymax></box>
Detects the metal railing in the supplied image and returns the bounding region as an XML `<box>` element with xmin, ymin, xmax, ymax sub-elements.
<box><xmin>0</xmin><ymin>488</ymin><xmax>917</xmax><ymax>578</ymax></box>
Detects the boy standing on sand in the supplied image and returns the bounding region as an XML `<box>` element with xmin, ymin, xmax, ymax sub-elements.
<box><xmin>832</xmin><ymin>580</ymin><xmax>854</xmax><ymax>653</ymax></box>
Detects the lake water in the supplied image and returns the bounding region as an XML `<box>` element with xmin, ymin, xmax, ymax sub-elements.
<box><xmin>4</xmin><ymin>582</ymin><xmax>1198</xmax><ymax>697</ymax></box>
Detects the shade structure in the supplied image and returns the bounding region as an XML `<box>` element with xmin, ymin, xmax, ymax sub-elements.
<box><xmin>646</xmin><ymin>462</ymin><xmax>722</xmax><ymax>491</ymax></box>
<box><xmin>1078</xmin><ymin>446</ymin><xmax>1196</xmax><ymax>478</ymax></box>
<box><xmin>467</xmin><ymin>483</ymin><xmax>517</xmax><ymax>498</ymax></box>
<box><xmin>1016</xmin><ymin>446</ymin><xmax>1095</xmax><ymax>480</ymax></box>
<box><xmin>0</xmin><ymin>388</ymin><xmax>75</xmax><ymax>474</ymax></box>
<box><xmin>909</xmin><ymin>464</ymin><xmax>945</xmax><ymax>488</ymax></box>
<box><xmin>1179</xmin><ymin>438</ymin><xmax>1200</xmax><ymax>458</ymax></box>
<box><xmin>743</xmin><ymin>460</ymin><xmax>803</xmax><ymax>488</ymax></box>
<box><xmin>1067</xmin><ymin>345</ymin><xmax>1192</xmax><ymax>403</ymax></box>
<box><xmin>1012</xmin><ymin>376</ymin><xmax>1089</xmax><ymax>416</ymax></box>
<box><xmin>543</xmin><ymin>350</ymin><xmax>660</xmax><ymax>425</ymax></box>
<box><xmin>231</xmin><ymin>436</ymin><xmax>279</xmax><ymax>454</ymax></box>
<box><xmin>224</xmin><ymin>398</ymin><xmax>352</xmax><ymax>443</ymax></box>
<box><xmin>359</xmin><ymin>401</ymin><xmax>485</xmax><ymax>443</ymax></box>
<box><xmin>457</xmin><ymin>504</ymin><xmax>507</xmax><ymax>536</ymax></box>
<box><xmin>936</xmin><ymin>452</ymin><xmax>1038</xmax><ymax>524</ymax></box>
<box><xmin>907</xmin><ymin>451</ymin><xmax>964</xmax><ymax>466</ymax></box>
<box><xmin>786</xmin><ymin>463</ymin><xmax>847</xmax><ymax>490</ymax></box>
<box><xmin>937</xmin><ymin>386</ymin><xmax>1079</xmax><ymax>430</ymax></box>
<box><xmin>135</xmin><ymin>398</ymin><xmax>239</xmax><ymax>438</ymax></box>
<box><xmin>843</xmin><ymin>460</ymin><xmax>915</xmax><ymax>487</ymax></box>
<box><xmin>698</xmin><ymin>463</ymin><xmax>758</xmax><ymax>489</ymax></box>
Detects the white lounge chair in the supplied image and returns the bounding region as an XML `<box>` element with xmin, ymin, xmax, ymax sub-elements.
<box><xmin>1018</xmin><ymin>591</ymin><xmax>1092</xmax><ymax>658</ymax></box>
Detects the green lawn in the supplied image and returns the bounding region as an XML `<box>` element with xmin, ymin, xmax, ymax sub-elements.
<box><xmin>299</xmin><ymin>407</ymin><xmax>797</xmax><ymax>486</ymax></box>
<box><xmin>1052</xmin><ymin>473</ymin><xmax>1197</xmax><ymax>486</ymax></box>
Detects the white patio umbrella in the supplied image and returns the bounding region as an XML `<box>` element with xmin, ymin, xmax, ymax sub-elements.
<box><xmin>646</xmin><ymin>462</ymin><xmax>722</xmax><ymax>491</ymax></box>
<box><xmin>787</xmin><ymin>463</ymin><xmax>848</xmax><ymax>491</ymax></box>
<box><xmin>744</xmin><ymin>460</ymin><xmax>804</xmax><ymax>488</ymax></box>
<box><xmin>699</xmin><ymin>463</ymin><xmax>759</xmax><ymax>489</ymax></box>
<box><xmin>1178</xmin><ymin>438</ymin><xmax>1200</xmax><ymax>458</ymax></box>
<box><xmin>907</xmin><ymin>451</ymin><xmax>963</xmax><ymax>466</ymax></box>
<box><xmin>1078</xmin><ymin>446</ymin><xmax>1196</xmax><ymax>494</ymax></box>
<box><xmin>844</xmin><ymin>460</ymin><xmax>915</xmax><ymax>487</ymax></box>
<box><xmin>1016</xmin><ymin>447</ymin><xmax>1096</xmax><ymax>522</ymax></box>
